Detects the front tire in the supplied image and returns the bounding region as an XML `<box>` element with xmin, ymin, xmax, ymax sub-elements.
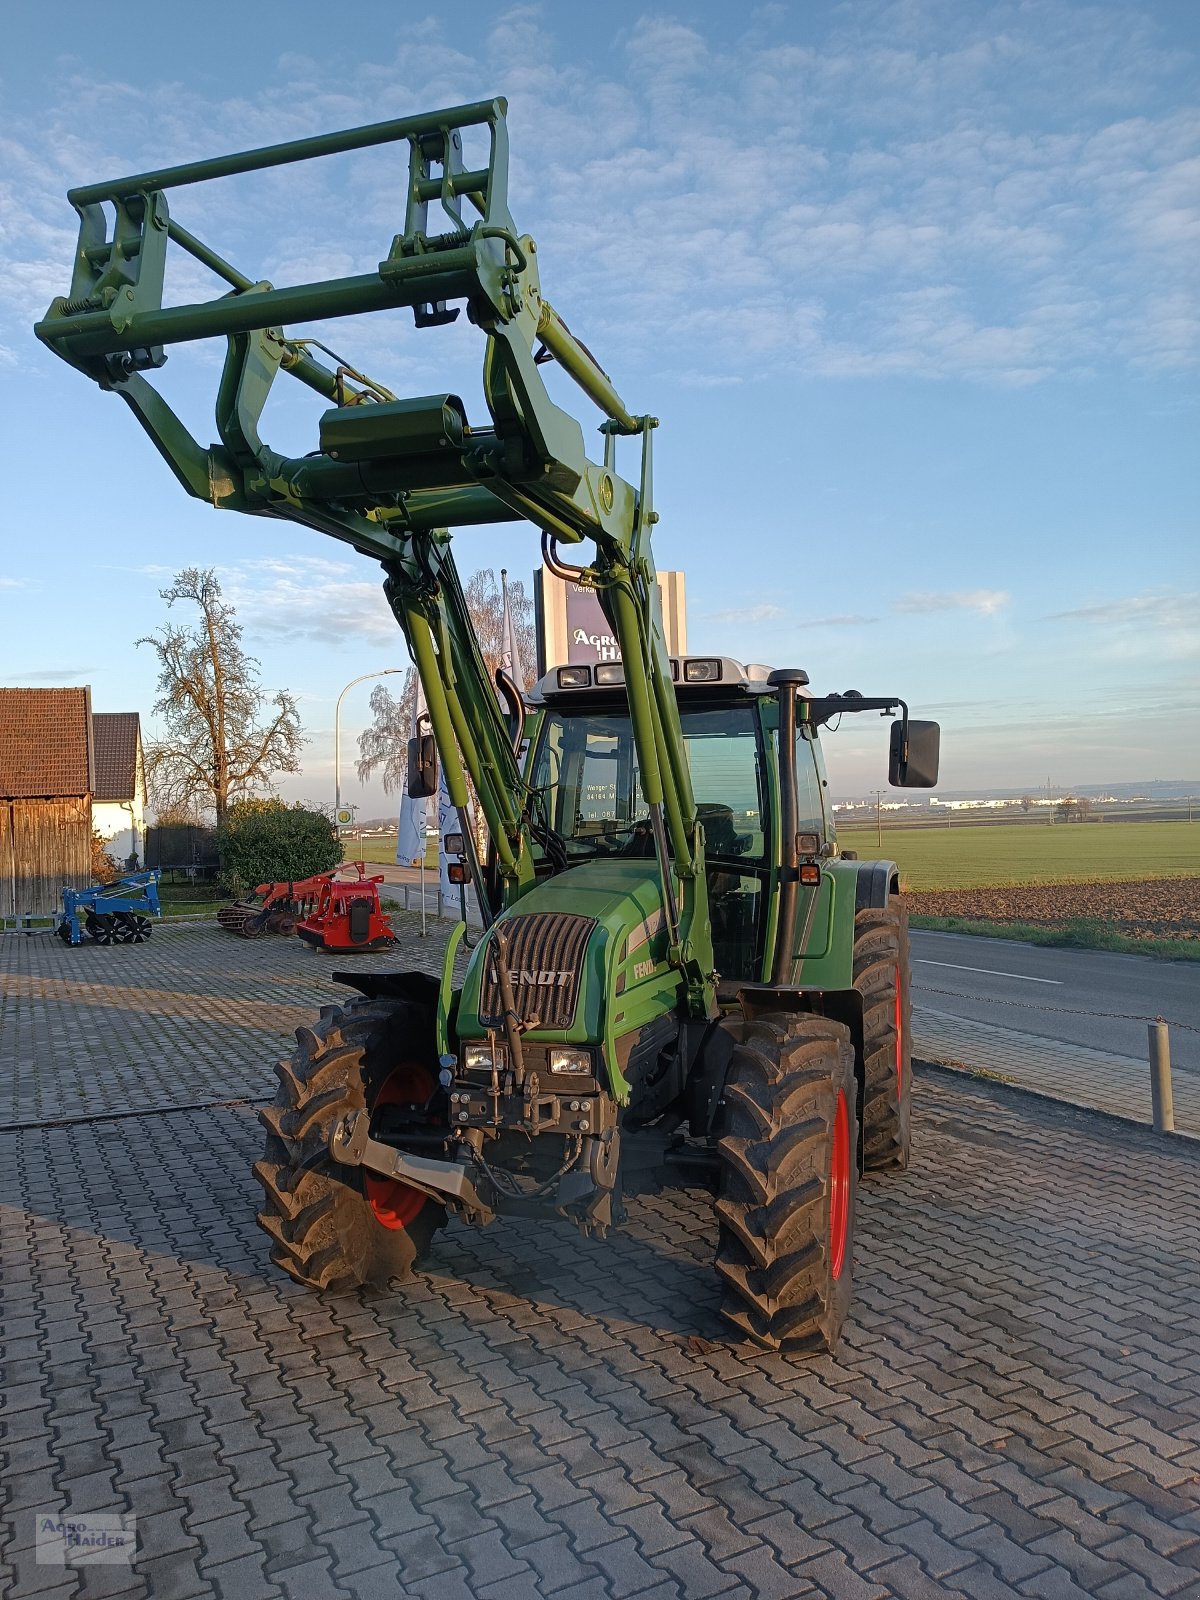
<box><xmin>855</xmin><ymin>905</ymin><xmax>912</xmax><ymax>1171</ymax></box>
<box><xmin>714</xmin><ymin>1014</ymin><xmax>858</xmax><ymax>1353</ymax></box>
<box><xmin>254</xmin><ymin>997</ymin><xmax>446</xmax><ymax>1290</ymax></box>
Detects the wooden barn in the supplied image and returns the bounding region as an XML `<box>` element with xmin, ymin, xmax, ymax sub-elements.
<box><xmin>0</xmin><ymin>687</ymin><xmax>95</xmax><ymax>918</ymax></box>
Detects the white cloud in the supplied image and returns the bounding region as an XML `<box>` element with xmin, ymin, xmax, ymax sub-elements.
<box><xmin>704</xmin><ymin>602</ymin><xmax>787</xmax><ymax>624</ymax></box>
<box><xmin>15</xmin><ymin>666</ymin><xmax>98</xmax><ymax>681</ymax></box>
<box><xmin>1049</xmin><ymin>591</ymin><xmax>1200</xmax><ymax>660</ymax></box>
<box><xmin>224</xmin><ymin>555</ymin><xmax>403</xmax><ymax>650</ymax></box>
<box><xmin>4</xmin><ymin>2</ymin><xmax>1196</xmax><ymax>388</ymax></box>
<box><xmin>98</xmin><ymin>563</ymin><xmax>174</xmax><ymax>577</ymax></box>
<box><xmin>1052</xmin><ymin>591</ymin><xmax>1200</xmax><ymax>627</ymax></box>
<box><xmin>895</xmin><ymin>590</ymin><xmax>1011</xmax><ymax>615</ymax></box>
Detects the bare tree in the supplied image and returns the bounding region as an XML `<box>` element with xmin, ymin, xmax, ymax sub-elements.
<box><xmin>1019</xmin><ymin>794</ymin><xmax>1035</xmax><ymax>813</ymax></box>
<box><xmin>354</xmin><ymin>672</ymin><xmax>418</xmax><ymax>795</ymax></box>
<box><xmin>463</xmin><ymin>568</ymin><xmax>537</xmax><ymax>689</ymax></box>
<box><xmin>145</xmin><ymin>789</ymin><xmax>207</xmax><ymax>828</ymax></box>
<box><xmin>356</xmin><ymin>568</ymin><xmax>536</xmax><ymax>793</ymax></box>
<box><xmin>138</xmin><ymin>568</ymin><xmax>302</xmax><ymax>822</ymax></box>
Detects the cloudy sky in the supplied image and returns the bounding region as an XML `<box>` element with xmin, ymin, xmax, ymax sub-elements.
<box><xmin>1</xmin><ymin>0</ymin><xmax>1196</xmax><ymax>814</ymax></box>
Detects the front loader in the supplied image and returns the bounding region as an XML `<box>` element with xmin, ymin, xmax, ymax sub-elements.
<box><xmin>37</xmin><ymin>98</ymin><xmax>939</xmax><ymax>1352</ymax></box>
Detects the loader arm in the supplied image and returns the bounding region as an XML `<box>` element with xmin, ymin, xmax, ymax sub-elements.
<box><xmin>35</xmin><ymin>97</ymin><xmax>714</xmax><ymax>1015</ymax></box>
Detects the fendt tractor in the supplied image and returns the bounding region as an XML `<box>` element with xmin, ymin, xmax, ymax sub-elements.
<box><xmin>37</xmin><ymin>99</ymin><xmax>939</xmax><ymax>1352</ymax></box>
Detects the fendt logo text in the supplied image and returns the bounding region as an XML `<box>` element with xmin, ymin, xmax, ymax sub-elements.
<box><xmin>515</xmin><ymin>971</ymin><xmax>574</xmax><ymax>988</ymax></box>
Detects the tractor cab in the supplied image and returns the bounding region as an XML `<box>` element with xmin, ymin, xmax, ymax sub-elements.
<box><xmin>523</xmin><ymin>655</ymin><xmax>833</xmax><ymax>988</ymax></box>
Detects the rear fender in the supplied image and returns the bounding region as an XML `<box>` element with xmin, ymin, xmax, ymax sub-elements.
<box><xmin>853</xmin><ymin>859</ymin><xmax>900</xmax><ymax>910</ymax></box>
<box><xmin>332</xmin><ymin>969</ymin><xmax>441</xmax><ymax>1011</ymax></box>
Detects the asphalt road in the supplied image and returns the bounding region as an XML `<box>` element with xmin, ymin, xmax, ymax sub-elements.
<box><xmin>909</xmin><ymin>927</ymin><xmax>1199</xmax><ymax>1071</ymax></box>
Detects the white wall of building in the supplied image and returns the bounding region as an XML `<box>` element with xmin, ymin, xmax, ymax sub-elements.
<box><xmin>92</xmin><ymin>797</ymin><xmax>145</xmax><ymax>864</ymax></box>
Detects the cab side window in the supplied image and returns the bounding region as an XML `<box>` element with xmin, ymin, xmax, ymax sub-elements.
<box><xmin>795</xmin><ymin>727</ymin><xmax>826</xmax><ymax>839</ymax></box>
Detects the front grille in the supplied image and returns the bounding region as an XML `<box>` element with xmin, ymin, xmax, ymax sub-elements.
<box><xmin>480</xmin><ymin>912</ymin><xmax>596</xmax><ymax>1031</ymax></box>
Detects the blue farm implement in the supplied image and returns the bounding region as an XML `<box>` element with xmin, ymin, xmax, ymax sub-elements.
<box><xmin>58</xmin><ymin>870</ymin><xmax>161</xmax><ymax>947</ymax></box>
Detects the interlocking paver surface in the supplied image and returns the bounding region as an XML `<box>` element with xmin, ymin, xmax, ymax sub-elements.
<box><xmin>914</xmin><ymin>1006</ymin><xmax>1200</xmax><ymax>1136</ymax></box>
<box><xmin>0</xmin><ymin>919</ymin><xmax>449</xmax><ymax>1125</ymax></box>
<box><xmin>2</xmin><ymin>922</ymin><xmax>1200</xmax><ymax>1598</ymax></box>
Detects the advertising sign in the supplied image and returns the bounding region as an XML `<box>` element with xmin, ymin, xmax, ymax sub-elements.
<box><xmin>564</xmin><ymin>583</ymin><xmax>621</xmax><ymax>664</ymax></box>
<box><xmin>536</xmin><ymin>567</ymin><xmax>686</xmax><ymax>674</ymax></box>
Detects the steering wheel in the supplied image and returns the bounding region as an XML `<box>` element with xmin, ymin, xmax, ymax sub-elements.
<box><xmin>619</xmin><ymin>824</ymin><xmax>656</xmax><ymax>858</ymax></box>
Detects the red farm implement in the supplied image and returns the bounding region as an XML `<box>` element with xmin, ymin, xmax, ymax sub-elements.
<box><xmin>218</xmin><ymin>863</ymin><xmax>395</xmax><ymax>952</ymax></box>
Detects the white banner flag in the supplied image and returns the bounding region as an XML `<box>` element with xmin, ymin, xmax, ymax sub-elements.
<box><xmin>500</xmin><ymin>569</ymin><xmax>526</xmax><ymax>698</ymax></box>
<box><xmin>396</xmin><ymin>678</ymin><xmax>427</xmax><ymax>865</ymax></box>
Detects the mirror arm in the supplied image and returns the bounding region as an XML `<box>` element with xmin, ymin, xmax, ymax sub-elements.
<box><xmin>804</xmin><ymin>695</ymin><xmax>908</xmax><ymax>730</ymax></box>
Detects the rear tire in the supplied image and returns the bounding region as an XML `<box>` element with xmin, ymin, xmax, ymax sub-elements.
<box><xmin>714</xmin><ymin>1014</ymin><xmax>858</xmax><ymax>1353</ymax></box>
<box><xmin>254</xmin><ymin>997</ymin><xmax>446</xmax><ymax>1291</ymax></box>
<box><xmin>855</xmin><ymin>905</ymin><xmax>912</xmax><ymax>1171</ymax></box>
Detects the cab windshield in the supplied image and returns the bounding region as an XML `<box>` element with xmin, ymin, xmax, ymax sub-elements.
<box><xmin>529</xmin><ymin>703</ymin><xmax>765</xmax><ymax>864</ymax></box>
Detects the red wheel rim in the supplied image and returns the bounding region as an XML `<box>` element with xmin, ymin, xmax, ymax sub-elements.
<box><xmin>364</xmin><ymin>1063</ymin><xmax>433</xmax><ymax>1230</ymax></box>
<box><xmin>829</xmin><ymin>1088</ymin><xmax>851</xmax><ymax>1281</ymax></box>
<box><xmin>894</xmin><ymin>963</ymin><xmax>904</xmax><ymax>1096</ymax></box>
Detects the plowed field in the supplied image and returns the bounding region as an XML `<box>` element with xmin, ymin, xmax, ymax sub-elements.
<box><xmin>907</xmin><ymin>877</ymin><xmax>1200</xmax><ymax>941</ymax></box>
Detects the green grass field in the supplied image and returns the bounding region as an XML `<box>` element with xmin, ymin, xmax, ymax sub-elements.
<box><xmin>158</xmin><ymin>882</ymin><xmax>225</xmax><ymax>917</ymax></box>
<box><xmin>835</xmin><ymin>820</ymin><xmax>1200</xmax><ymax>890</ymax></box>
<box><xmin>343</xmin><ymin>835</ymin><xmax>438</xmax><ymax>868</ymax></box>
<box><xmin>342</xmin><ymin>836</ymin><xmax>395</xmax><ymax>864</ymax></box>
<box><xmin>347</xmin><ymin>823</ymin><xmax>1200</xmax><ymax>889</ymax></box>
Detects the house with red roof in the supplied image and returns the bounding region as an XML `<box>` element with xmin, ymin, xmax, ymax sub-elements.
<box><xmin>92</xmin><ymin>711</ymin><xmax>147</xmax><ymax>866</ymax></box>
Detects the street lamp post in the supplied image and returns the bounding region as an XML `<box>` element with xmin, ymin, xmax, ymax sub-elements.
<box><xmin>334</xmin><ymin>669</ymin><xmax>405</xmax><ymax>819</ymax></box>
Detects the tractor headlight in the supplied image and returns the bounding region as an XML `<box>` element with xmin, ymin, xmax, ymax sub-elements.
<box><xmin>463</xmin><ymin>1042</ymin><xmax>508</xmax><ymax>1071</ymax></box>
<box><xmin>549</xmin><ymin>1048</ymin><xmax>593</xmax><ymax>1075</ymax></box>
<box><xmin>683</xmin><ymin>657</ymin><xmax>722</xmax><ymax>682</ymax></box>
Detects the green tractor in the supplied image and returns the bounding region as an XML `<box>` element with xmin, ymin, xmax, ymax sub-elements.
<box><xmin>37</xmin><ymin>98</ymin><xmax>939</xmax><ymax>1352</ymax></box>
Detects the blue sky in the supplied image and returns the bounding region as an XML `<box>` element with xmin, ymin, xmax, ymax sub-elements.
<box><xmin>1</xmin><ymin>0</ymin><xmax>1197</xmax><ymax>814</ymax></box>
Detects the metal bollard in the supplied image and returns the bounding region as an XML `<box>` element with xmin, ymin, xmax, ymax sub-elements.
<box><xmin>1148</xmin><ymin>1019</ymin><xmax>1175</xmax><ymax>1134</ymax></box>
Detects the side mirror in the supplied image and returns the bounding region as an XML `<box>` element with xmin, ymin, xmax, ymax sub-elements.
<box><xmin>406</xmin><ymin>733</ymin><xmax>438</xmax><ymax>798</ymax></box>
<box><xmin>889</xmin><ymin>719</ymin><xmax>940</xmax><ymax>788</ymax></box>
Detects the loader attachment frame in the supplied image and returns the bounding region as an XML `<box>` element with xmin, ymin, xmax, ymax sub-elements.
<box><xmin>36</xmin><ymin>97</ymin><xmax>715</xmax><ymax>1017</ymax></box>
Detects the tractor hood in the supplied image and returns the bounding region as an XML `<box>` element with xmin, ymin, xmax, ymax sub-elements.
<box><xmin>455</xmin><ymin>860</ymin><xmax>680</xmax><ymax>1097</ymax></box>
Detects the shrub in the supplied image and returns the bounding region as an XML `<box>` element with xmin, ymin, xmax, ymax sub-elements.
<box><xmin>91</xmin><ymin>829</ymin><xmax>120</xmax><ymax>885</ymax></box>
<box><xmin>217</xmin><ymin>800</ymin><xmax>339</xmax><ymax>895</ymax></box>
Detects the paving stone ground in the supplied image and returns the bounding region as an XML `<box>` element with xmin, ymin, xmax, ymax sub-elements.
<box><xmin>913</xmin><ymin>1007</ymin><xmax>1200</xmax><ymax>1137</ymax></box>
<box><xmin>2</xmin><ymin>921</ymin><xmax>1200</xmax><ymax>1599</ymax></box>
<box><xmin>0</xmin><ymin>919</ymin><xmax>452</xmax><ymax>1126</ymax></box>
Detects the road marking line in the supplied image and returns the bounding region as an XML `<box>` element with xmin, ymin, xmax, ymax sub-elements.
<box><xmin>915</xmin><ymin>959</ymin><xmax>1062</xmax><ymax>986</ymax></box>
